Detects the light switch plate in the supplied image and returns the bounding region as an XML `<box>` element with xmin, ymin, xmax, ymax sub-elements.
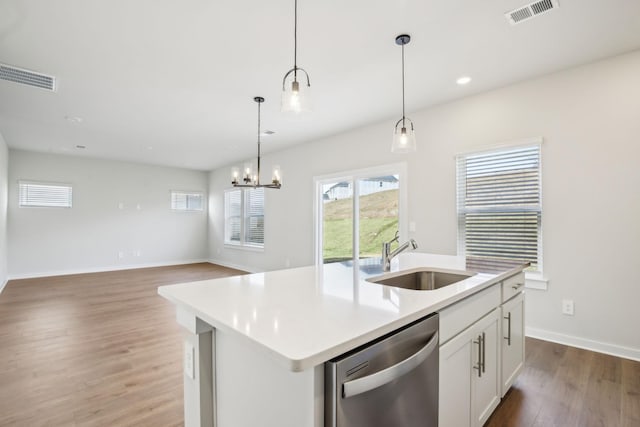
<box><xmin>184</xmin><ymin>341</ymin><xmax>195</xmax><ymax>379</ymax></box>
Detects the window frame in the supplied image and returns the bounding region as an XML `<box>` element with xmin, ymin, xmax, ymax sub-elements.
<box><xmin>224</xmin><ymin>187</ymin><xmax>265</xmax><ymax>250</ymax></box>
<box><xmin>313</xmin><ymin>163</ymin><xmax>408</xmax><ymax>266</ymax></box>
<box><xmin>170</xmin><ymin>190</ymin><xmax>205</xmax><ymax>212</ymax></box>
<box><xmin>18</xmin><ymin>180</ymin><xmax>73</xmax><ymax>208</ymax></box>
<box><xmin>456</xmin><ymin>139</ymin><xmax>543</xmax><ymax>273</ymax></box>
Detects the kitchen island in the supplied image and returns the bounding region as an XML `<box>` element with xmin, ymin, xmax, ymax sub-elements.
<box><xmin>158</xmin><ymin>253</ymin><xmax>527</xmax><ymax>427</ymax></box>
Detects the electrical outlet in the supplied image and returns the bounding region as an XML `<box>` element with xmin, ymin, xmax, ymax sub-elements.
<box><xmin>562</xmin><ymin>299</ymin><xmax>574</xmax><ymax>316</ymax></box>
<box><xmin>184</xmin><ymin>342</ymin><xmax>194</xmax><ymax>379</ymax></box>
<box><xmin>118</xmin><ymin>251</ymin><xmax>124</xmax><ymax>259</ymax></box>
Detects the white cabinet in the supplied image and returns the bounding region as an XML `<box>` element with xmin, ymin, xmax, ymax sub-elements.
<box><xmin>439</xmin><ymin>307</ymin><xmax>501</xmax><ymax>427</ymax></box>
<box><xmin>500</xmin><ymin>291</ymin><xmax>525</xmax><ymax>397</ymax></box>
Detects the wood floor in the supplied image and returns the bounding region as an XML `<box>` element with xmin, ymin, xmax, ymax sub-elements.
<box><xmin>1</xmin><ymin>264</ymin><xmax>638</xmax><ymax>427</ymax></box>
<box><xmin>486</xmin><ymin>338</ymin><xmax>640</xmax><ymax>427</ymax></box>
<box><xmin>0</xmin><ymin>263</ymin><xmax>245</xmax><ymax>427</ymax></box>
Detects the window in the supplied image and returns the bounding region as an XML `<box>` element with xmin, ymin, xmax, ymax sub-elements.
<box><xmin>171</xmin><ymin>191</ymin><xmax>204</xmax><ymax>211</ymax></box>
<box><xmin>19</xmin><ymin>181</ymin><xmax>73</xmax><ymax>208</ymax></box>
<box><xmin>225</xmin><ymin>188</ymin><xmax>264</xmax><ymax>248</ymax></box>
<box><xmin>456</xmin><ymin>144</ymin><xmax>541</xmax><ymax>271</ymax></box>
<box><xmin>315</xmin><ymin>164</ymin><xmax>406</xmax><ymax>265</ymax></box>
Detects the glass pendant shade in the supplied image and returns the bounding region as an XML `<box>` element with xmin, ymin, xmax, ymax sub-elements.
<box><xmin>392</xmin><ymin>121</ymin><xmax>417</xmax><ymax>153</ymax></box>
<box><xmin>272</xmin><ymin>165</ymin><xmax>282</xmax><ymax>186</ymax></box>
<box><xmin>281</xmin><ymin>71</ymin><xmax>311</xmax><ymax>113</ymax></box>
<box><xmin>231</xmin><ymin>167</ymin><xmax>240</xmax><ymax>184</ymax></box>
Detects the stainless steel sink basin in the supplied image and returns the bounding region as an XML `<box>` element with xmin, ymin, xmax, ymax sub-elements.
<box><xmin>367</xmin><ymin>268</ymin><xmax>475</xmax><ymax>290</ymax></box>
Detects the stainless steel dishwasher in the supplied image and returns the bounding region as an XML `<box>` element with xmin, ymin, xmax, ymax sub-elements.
<box><xmin>325</xmin><ymin>313</ymin><xmax>439</xmax><ymax>427</ymax></box>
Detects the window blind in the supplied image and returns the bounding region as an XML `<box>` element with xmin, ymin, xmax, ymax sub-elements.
<box><xmin>224</xmin><ymin>188</ymin><xmax>265</xmax><ymax>248</ymax></box>
<box><xmin>457</xmin><ymin>145</ymin><xmax>541</xmax><ymax>270</ymax></box>
<box><xmin>244</xmin><ymin>188</ymin><xmax>264</xmax><ymax>246</ymax></box>
<box><xmin>19</xmin><ymin>181</ymin><xmax>73</xmax><ymax>207</ymax></box>
<box><xmin>225</xmin><ymin>190</ymin><xmax>242</xmax><ymax>243</ymax></box>
<box><xmin>171</xmin><ymin>191</ymin><xmax>204</xmax><ymax>211</ymax></box>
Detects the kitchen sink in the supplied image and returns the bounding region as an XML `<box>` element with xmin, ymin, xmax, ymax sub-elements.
<box><xmin>367</xmin><ymin>268</ymin><xmax>475</xmax><ymax>290</ymax></box>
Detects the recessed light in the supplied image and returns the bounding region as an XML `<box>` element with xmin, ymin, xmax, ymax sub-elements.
<box><xmin>456</xmin><ymin>76</ymin><xmax>472</xmax><ymax>85</ymax></box>
<box><xmin>65</xmin><ymin>115</ymin><xmax>84</xmax><ymax>124</ymax></box>
<box><xmin>75</xmin><ymin>145</ymin><xmax>86</xmax><ymax>149</ymax></box>
<box><xmin>261</xmin><ymin>130</ymin><xmax>275</xmax><ymax>137</ymax></box>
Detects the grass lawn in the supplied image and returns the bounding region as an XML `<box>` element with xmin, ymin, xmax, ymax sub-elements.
<box><xmin>323</xmin><ymin>189</ymin><xmax>399</xmax><ymax>261</ymax></box>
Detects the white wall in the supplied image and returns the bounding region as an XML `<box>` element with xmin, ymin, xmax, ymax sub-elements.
<box><xmin>209</xmin><ymin>50</ymin><xmax>640</xmax><ymax>359</ymax></box>
<box><xmin>8</xmin><ymin>150</ymin><xmax>209</xmax><ymax>277</ymax></box>
<box><xmin>0</xmin><ymin>133</ymin><xmax>8</xmax><ymax>291</ymax></box>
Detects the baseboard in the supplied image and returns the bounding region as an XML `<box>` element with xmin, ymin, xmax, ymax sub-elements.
<box><xmin>8</xmin><ymin>259</ymin><xmax>210</xmax><ymax>280</ymax></box>
<box><xmin>208</xmin><ymin>258</ymin><xmax>261</xmax><ymax>274</ymax></box>
<box><xmin>0</xmin><ymin>278</ymin><xmax>7</xmax><ymax>294</ymax></box>
<box><xmin>526</xmin><ymin>326</ymin><xmax>640</xmax><ymax>362</ymax></box>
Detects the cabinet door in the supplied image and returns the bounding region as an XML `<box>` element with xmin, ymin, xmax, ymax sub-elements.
<box><xmin>439</xmin><ymin>308</ymin><xmax>501</xmax><ymax>427</ymax></box>
<box><xmin>501</xmin><ymin>292</ymin><xmax>525</xmax><ymax>397</ymax></box>
<box><xmin>439</xmin><ymin>325</ymin><xmax>475</xmax><ymax>427</ymax></box>
<box><xmin>471</xmin><ymin>308</ymin><xmax>501</xmax><ymax>427</ymax></box>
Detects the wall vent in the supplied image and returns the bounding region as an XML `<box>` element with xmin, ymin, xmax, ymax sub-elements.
<box><xmin>0</xmin><ymin>63</ymin><xmax>56</xmax><ymax>91</ymax></box>
<box><xmin>506</xmin><ymin>0</ymin><xmax>559</xmax><ymax>25</ymax></box>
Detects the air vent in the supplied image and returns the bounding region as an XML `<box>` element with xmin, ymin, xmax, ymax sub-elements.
<box><xmin>0</xmin><ymin>63</ymin><xmax>56</xmax><ymax>91</ymax></box>
<box><xmin>506</xmin><ymin>0</ymin><xmax>559</xmax><ymax>25</ymax></box>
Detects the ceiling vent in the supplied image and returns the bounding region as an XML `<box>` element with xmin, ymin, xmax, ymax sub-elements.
<box><xmin>505</xmin><ymin>0</ymin><xmax>559</xmax><ymax>25</ymax></box>
<box><xmin>0</xmin><ymin>63</ymin><xmax>56</xmax><ymax>91</ymax></box>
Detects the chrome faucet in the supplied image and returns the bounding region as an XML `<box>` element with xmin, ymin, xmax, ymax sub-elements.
<box><xmin>382</xmin><ymin>232</ymin><xmax>418</xmax><ymax>271</ymax></box>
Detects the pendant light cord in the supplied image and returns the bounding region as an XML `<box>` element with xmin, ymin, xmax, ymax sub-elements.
<box><xmin>401</xmin><ymin>42</ymin><xmax>406</xmax><ymax>127</ymax></box>
<box><xmin>257</xmin><ymin>100</ymin><xmax>261</xmax><ymax>183</ymax></box>
<box><xmin>293</xmin><ymin>0</ymin><xmax>298</xmax><ymax>80</ymax></box>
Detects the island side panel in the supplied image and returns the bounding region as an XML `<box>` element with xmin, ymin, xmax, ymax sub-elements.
<box><xmin>176</xmin><ymin>307</ymin><xmax>215</xmax><ymax>427</ymax></box>
<box><xmin>216</xmin><ymin>329</ymin><xmax>323</xmax><ymax>427</ymax></box>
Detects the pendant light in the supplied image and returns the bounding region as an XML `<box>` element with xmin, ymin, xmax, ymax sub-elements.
<box><xmin>231</xmin><ymin>97</ymin><xmax>282</xmax><ymax>189</ymax></box>
<box><xmin>281</xmin><ymin>0</ymin><xmax>311</xmax><ymax>113</ymax></box>
<box><xmin>391</xmin><ymin>34</ymin><xmax>416</xmax><ymax>153</ymax></box>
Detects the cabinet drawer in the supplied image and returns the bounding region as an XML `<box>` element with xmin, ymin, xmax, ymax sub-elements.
<box><xmin>439</xmin><ymin>284</ymin><xmax>500</xmax><ymax>345</ymax></box>
<box><xmin>502</xmin><ymin>273</ymin><xmax>525</xmax><ymax>302</ymax></box>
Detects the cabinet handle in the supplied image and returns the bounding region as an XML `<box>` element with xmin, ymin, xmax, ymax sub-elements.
<box><xmin>511</xmin><ymin>283</ymin><xmax>524</xmax><ymax>290</ymax></box>
<box><xmin>473</xmin><ymin>335</ymin><xmax>482</xmax><ymax>378</ymax></box>
<box><xmin>481</xmin><ymin>332</ymin><xmax>486</xmax><ymax>374</ymax></box>
<box><xmin>504</xmin><ymin>312</ymin><xmax>512</xmax><ymax>346</ymax></box>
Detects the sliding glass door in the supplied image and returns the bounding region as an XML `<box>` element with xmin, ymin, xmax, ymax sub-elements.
<box><xmin>316</xmin><ymin>164</ymin><xmax>405</xmax><ymax>265</ymax></box>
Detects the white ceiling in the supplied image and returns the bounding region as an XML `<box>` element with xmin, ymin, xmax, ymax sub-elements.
<box><xmin>1</xmin><ymin>0</ymin><xmax>639</xmax><ymax>171</ymax></box>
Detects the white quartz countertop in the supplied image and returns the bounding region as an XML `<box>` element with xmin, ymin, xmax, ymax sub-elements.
<box><xmin>158</xmin><ymin>253</ymin><xmax>526</xmax><ymax>372</ymax></box>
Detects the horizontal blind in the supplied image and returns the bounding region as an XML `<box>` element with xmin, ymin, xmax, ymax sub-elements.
<box><xmin>225</xmin><ymin>190</ymin><xmax>242</xmax><ymax>243</ymax></box>
<box><xmin>19</xmin><ymin>181</ymin><xmax>72</xmax><ymax>207</ymax></box>
<box><xmin>244</xmin><ymin>188</ymin><xmax>265</xmax><ymax>246</ymax></box>
<box><xmin>171</xmin><ymin>191</ymin><xmax>204</xmax><ymax>211</ymax></box>
<box><xmin>457</xmin><ymin>145</ymin><xmax>541</xmax><ymax>269</ymax></box>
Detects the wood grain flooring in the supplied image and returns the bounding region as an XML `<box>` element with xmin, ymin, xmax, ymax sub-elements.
<box><xmin>486</xmin><ymin>338</ymin><xmax>640</xmax><ymax>427</ymax></box>
<box><xmin>1</xmin><ymin>264</ymin><xmax>638</xmax><ymax>426</ymax></box>
<box><xmin>0</xmin><ymin>263</ymin><xmax>245</xmax><ymax>427</ymax></box>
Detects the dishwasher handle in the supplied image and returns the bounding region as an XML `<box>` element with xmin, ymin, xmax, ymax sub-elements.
<box><xmin>342</xmin><ymin>331</ymin><xmax>439</xmax><ymax>399</ymax></box>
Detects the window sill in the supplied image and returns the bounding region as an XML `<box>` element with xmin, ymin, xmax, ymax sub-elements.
<box><xmin>224</xmin><ymin>243</ymin><xmax>264</xmax><ymax>253</ymax></box>
<box><xmin>525</xmin><ymin>272</ymin><xmax>548</xmax><ymax>290</ymax></box>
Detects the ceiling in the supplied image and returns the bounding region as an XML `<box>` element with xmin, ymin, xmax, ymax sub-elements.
<box><xmin>1</xmin><ymin>0</ymin><xmax>639</xmax><ymax>171</ymax></box>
